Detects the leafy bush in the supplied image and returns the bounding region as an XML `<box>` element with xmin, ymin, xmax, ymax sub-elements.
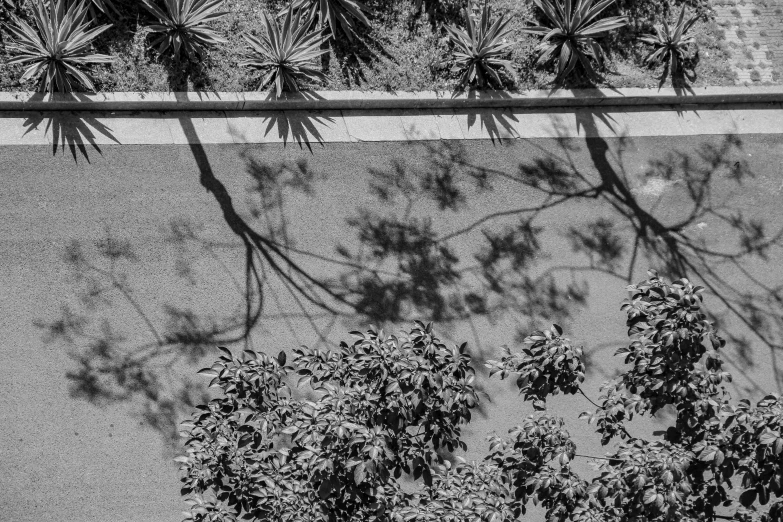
<box><xmin>178</xmin><ymin>322</ymin><xmax>479</xmax><ymax>521</ymax></box>
<box><xmin>442</xmin><ymin>2</ymin><xmax>515</xmax><ymax>89</ymax></box>
<box><xmin>486</xmin><ymin>324</ymin><xmax>586</xmax><ymax>410</ymax></box>
<box><xmin>140</xmin><ymin>0</ymin><xmax>228</xmax><ymax>61</ymax></box>
<box><xmin>3</xmin><ymin>0</ymin><xmax>113</xmax><ymax>92</ymax></box>
<box><xmin>639</xmin><ymin>5</ymin><xmax>700</xmax><ymax>75</ymax></box>
<box><xmin>522</xmin><ymin>0</ymin><xmax>628</xmax><ymax>84</ymax></box>
<box><xmin>286</xmin><ymin>0</ymin><xmax>371</xmax><ymax>42</ymax></box>
<box><xmin>240</xmin><ymin>5</ymin><xmax>329</xmax><ymax>96</ymax></box>
<box><xmin>177</xmin><ymin>270</ymin><xmax>783</xmax><ymax>522</ymax></box>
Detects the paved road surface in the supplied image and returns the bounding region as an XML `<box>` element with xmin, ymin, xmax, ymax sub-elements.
<box><xmin>1</xmin><ymin>127</ymin><xmax>782</xmax><ymax>521</ymax></box>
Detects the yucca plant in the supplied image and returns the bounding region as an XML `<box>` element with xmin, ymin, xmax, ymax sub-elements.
<box><xmin>4</xmin><ymin>0</ymin><xmax>114</xmax><ymax>92</ymax></box>
<box><xmin>85</xmin><ymin>0</ymin><xmax>120</xmax><ymax>20</ymax></box>
<box><xmin>140</xmin><ymin>0</ymin><xmax>228</xmax><ymax>61</ymax></box>
<box><xmin>1</xmin><ymin>0</ymin><xmax>14</xmax><ymax>20</ymax></box>
<box><xmin>285</xmin><ymin>0</ymin><xmax>371</xmax><ymax>42</ymax></box>
<box><xmin>41</xmin><ymin>0</ymin><xmax>121</xmax><ymax>21</ymax></box>
<box><xmin>443</xmin><ymin>3</ymin><xmax>515</xmax><ymax>89</ymax></box>
<box><xmin>522</xmin><ymin>0</ymin><xmax>628</xmax><ymax>84</ymax></box>
<box><xmin>241</xmin><ymin>6</ymin><xmax>329</xmax><ymax>96</ymax></box>
<box><xmin>639</xmin><ymin>5</ymin><xmax>700</xmax><ymax>75</ymax></box>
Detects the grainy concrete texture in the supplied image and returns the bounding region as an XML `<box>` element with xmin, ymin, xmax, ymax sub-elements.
<box><xmin>0</xmin><ymin>103</ymin><xmax>781</xmax><ymax>148</ymax></box>
<box><xmin>2</xmin><ymin>86</ymin><xmax>783</xmax><ymax>112</ymax></box>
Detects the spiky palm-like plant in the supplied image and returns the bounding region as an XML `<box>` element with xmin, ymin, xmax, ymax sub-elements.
<box><xmin>639</xmin><ymin>5</ymin><xmax>700</xmax><ymax>75</ymax></box>
<box><xmin>4</xmin><ymin>0</ymin><xmax>114</xmax><ymax>92</ymax></box>
<box><xmin>140</xmin><ymin>0</ymin><xmax>228</xmax><ymax>61</ymax></box>
<box><xmin>85</xmin><ymin>0</ymin><xmax>120</xmax><ymax>20</ymax></box>
<box><xmin>241</xmin><ymin>6</ymin><xmax>329</xmax><ymax>96</ymax></box>
<box><xmin>1</xmin><ymin>0</ymin><xmax>15</xmax><ymax>22</ymax></box>
<box><xmin>522</xmin><ymin>0</ymin><xmax>628</xmax><ymax>84</ymax></box>
<box><xmin>285</xmin><ymin>0</ymin><xmax>371</xmax><ymax>42</ymax></box>
<box><xmin>443</xmin><ymin>3</ymin><xmax>516</xmax><ymax>89</ymax></box>
<box><xmin>41</xmin><ymin>0</ymin><xmax>121</xmax><ymax>22</ymax></box>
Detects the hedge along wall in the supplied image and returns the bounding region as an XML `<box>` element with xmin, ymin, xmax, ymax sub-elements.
<box><xmin>1</xmin><ymin>132</ymin><xmax>782</xmax><ymax>522</ymax></box>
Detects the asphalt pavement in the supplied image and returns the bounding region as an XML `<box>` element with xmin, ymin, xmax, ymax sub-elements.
<box><xmin>1</xmin><ymin>123</ymin><xmax>782</xmax><ymax>521</ymax></box>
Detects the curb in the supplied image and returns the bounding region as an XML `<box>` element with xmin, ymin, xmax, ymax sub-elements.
<box><xmin>0</xmin><ymin>86</ymin><xmax>782</xmax><ymax>112</ymax></box>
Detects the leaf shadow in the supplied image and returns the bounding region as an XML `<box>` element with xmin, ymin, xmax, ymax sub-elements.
<box><xmin>21</xmin><ymin>92</ymin><xmax>120</xmax><ymax>163</ymax></box>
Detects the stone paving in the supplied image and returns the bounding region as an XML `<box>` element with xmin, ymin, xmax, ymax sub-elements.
<box><xmin>712</xmin><ymin>0</ymin><xmax>783</xmax><ymax>84</ymax></box>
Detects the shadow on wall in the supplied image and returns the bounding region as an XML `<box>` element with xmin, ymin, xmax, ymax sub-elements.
<box><xmin>33</xmin><ymin>108</ymin><xmax>783</xmax><ymax>457</ymax></box>
<box><xmin>14</xmin><ymin>89</ymin><xmax>537</xmax><ymax>163</ymax></box>
<box><xmin>21</xmin><ymin>92</ymin><xmax>121</xmax><ymax>163</ymax></box>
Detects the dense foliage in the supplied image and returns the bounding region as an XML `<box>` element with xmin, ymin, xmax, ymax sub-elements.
<box><xmin>176</xmin><ymin>270</ymin><xmax>783</xmax><ymax>522</ymax></box>
<box><xmin>0</xmin><ymin>0</ymin><xmax>733</xmax><ymax>92</ymax></box>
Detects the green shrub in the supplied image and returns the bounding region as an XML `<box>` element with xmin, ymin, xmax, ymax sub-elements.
<box><xmin>176</xmin><ymin>271</ymin><xmax>783</xmax><ymax>522</ymax></box>
<box><xmin>442</xmin><ymin>2</ymin><xmax>515</xmax><ymax>89</ymax></box>
<box><xmin>522</xmin><ymin>0</ymin><xmax>629</xmax><ymax>85</ymax></box>
<box><xmin>4</xmin><ymin>0</ymin><xmax>114</xmax><ymax>92</ymax></box>
<box><xmin>90</xmin><ymin>25</ymin><xmax>169</xmax><ymax>91</ymax></box>
<box><xmin>286</xmin><ymin>0</ymin><xmax>371</xmax><ymax>42</ymax></box>
<box><xmin>639</xmin><ymin>5</ymin><xmax>700</xmax><ymax>74</ymax></box>
<box><xmin>140</xmin><ymin>0</ymin><xmax>228</xmax><ymax>61</ymax></box>
<box><xmin>240</xmin><ymin>5</ymin><xmax>329</xmax><ymax>96</ymax></box>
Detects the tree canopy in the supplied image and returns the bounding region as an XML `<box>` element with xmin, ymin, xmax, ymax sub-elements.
<box><xmin>175</xmin><ymin>270</ymin><xmax>783</xmax><ymax>522</ymax></box>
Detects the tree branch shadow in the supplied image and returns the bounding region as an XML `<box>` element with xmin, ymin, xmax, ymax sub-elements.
<box><xmin>34</xmin><ymin>106</ymin><xmax>783</xmax><ymax>457</ymax></box>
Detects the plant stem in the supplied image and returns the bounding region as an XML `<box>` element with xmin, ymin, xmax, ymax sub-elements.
<box><xmin>578</xmin><ymin>387</ymin><xmax>601</xmax><ymax>408</ymax></box>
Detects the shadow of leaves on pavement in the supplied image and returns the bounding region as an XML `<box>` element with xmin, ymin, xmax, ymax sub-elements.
<box><xmin>22</xmin><ymin>92</ymin><xmax>120</xmax><ymax>163</ymax></box>
<box><xmin>259</xmin><ymin>111</ymin><xmax>338</xmax><ymax>150</ymax></box>
<box><xmin>35</xmin><ymin>110</ymin><xmax>783</xmax><ymax>454</ymax></box>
